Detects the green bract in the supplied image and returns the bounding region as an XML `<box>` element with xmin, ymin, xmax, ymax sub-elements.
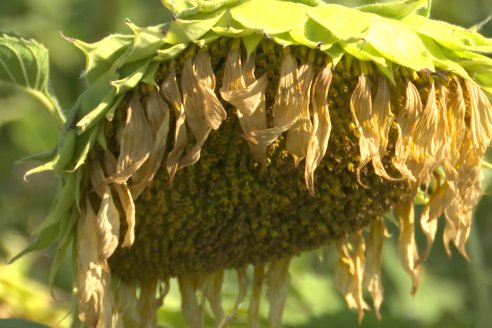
<box><xmin>9</xmin><ymin>0</ymin><xmax>492</xmax><ymax>327</ymax></box>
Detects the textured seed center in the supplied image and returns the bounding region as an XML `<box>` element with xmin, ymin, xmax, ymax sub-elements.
<box><xmin>105</xmin><ymin>41</ymin><xmax>411</xmax><ymax>282</ymax></box>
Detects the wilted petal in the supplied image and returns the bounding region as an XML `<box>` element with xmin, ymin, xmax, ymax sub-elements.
<box><xmin>248</xmin><ymin>264</ymin><xmax>265</xmax><ymax>328</ymax></box>
<box><xmin>286</xmin><ymin>57</ymin><xmax>315</xmax><ymax>166</ymax></box>
<box><xmin>407</xmin><ymin>83</ymin><xmax>440</xmax><ymax>187</ymax></box>
<box><xmin>464</xmin><ymin>80</ymin><xmax>492</xmax><ymax>153</ymax></box>
<box><xmin>201</xmin><ymin>271</ymin><xmax>225</xmax><ymax>327</ymax></box>
<box><xmin>395</xmin><ymin>199</ymin><xmax>420</xmax><ymax>295</ymax></box>
<box><xmin>372</xmin><ymin>76</ymin><xmax>396</xmax><ymax>175</ymax></box>
<box><xmin>77</xmin><ymin>199</ymin><xmax>114</xmax><ymax>328</ymax></box>
<box><xmin>130</xmin><ymin>91</ymin><xmax>170</xmax><ymax>198</ymax></box>
<box><xmin>114</xmin><ymin>282</ymin><xmax>140</xmax><ymax>327</ymax></box>
<box><xmin>304</xmin><ymin>63</ymin><xmax>333</xmax><ymax>196</ymax></box>
<box><xmin>273</xmin><ymin>48</ymin><xmax>301</xmax><ymax>127</ymax></box>
<box><xmin>266</xmin><ymin>258</ymin><xmax>291</xmax><ymax>328</ymax></box>
<box><xmin>223</xmin><ymin>267</ymin><xmax>248</xmax><ymax>326</ymax></box>
<box><xmin>161</xmin><ymin>68</ymin><xmax>187</xmax><ymax>184</ymax></box>
<box><xmin>364</xmin><ymin>218</ymin><xmax>387</xmax><ymax>320</ymax></box>
<box><xmin>95</xmin><ymin>187</ymin><xmax>120</xmax><ymax>259</ymax></box>
<box><xmin>194</xmin><ymin>50</ymin><xmax>227</xmax><ymax>130</ymax></box>
<box><xmin>334</xmin><ymin>233</ymin><xmax>368</xmax><ymax>323</ymax></box>
<box><xmin>244</xmin><ymin>48</ymin><xmax>301</xmax><ymax>151</ymax></box>
<box><xmin>418</xmin><ymin>175</ymin><xmax>446</xmax><ymax>264</ymax></box>
<box><xmin>221</xmin><ymin>74</ymin><xmax>267</xmax><ymax>116</ymax></box>
<box><xmin>393</xmin><ymin>81</ymin><xmax>422</xmax><ymax>181</ymax></box>
<box><xmin>351</xmin><ymin>74</ymin><xmax>400</xmax><ymax>185</ymax></box>
<box><xmin>178</xmin><ymin>275</ymin><xmax>205</xmax><ymax>328</ymax></box>
<box><xmin>220</xmin><ymin>49</ymin><xmax>268</xmax><ymax>163</ymax></box>
<box><xmin>110</xmin><ymin>94</ymin><xmax>152</xmax><ymax>184</ymax></box>
<box><xmin>137</xmin><ymin>280</ymin><xmax>159</xmax><ymax>328</ymax></box>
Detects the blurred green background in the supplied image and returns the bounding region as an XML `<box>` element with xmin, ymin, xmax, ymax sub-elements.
<box><xmin>0</xmin><ymin>0</ymin><xmax>491</xmax><ymax>327</ymax></box>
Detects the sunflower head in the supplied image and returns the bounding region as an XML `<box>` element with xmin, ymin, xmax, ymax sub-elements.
<box><xmin>13</xmin><ymin>0</ymin><xmax>492</xmax><ymax>327</ymax></box>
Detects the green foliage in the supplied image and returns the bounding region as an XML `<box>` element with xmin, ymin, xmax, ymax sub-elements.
<box><xmin>0</xmin><ymin>33</ymin><xmax>64</xmax><ymax>128</ymax></box>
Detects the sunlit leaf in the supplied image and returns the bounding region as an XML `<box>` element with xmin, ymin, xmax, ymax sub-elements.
<box><xmin>0</xmin><ymin>32</ymin><xmax>65</xmax><ymax>128</ymax></box>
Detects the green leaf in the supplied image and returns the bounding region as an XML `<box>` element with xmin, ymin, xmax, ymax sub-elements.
<box><xmin>125</xmin><ymin>22</ymin><xmax>168</xmax><ymax>64</ymax></box>
<box><xmin>49</xmin><ymin>210</ymin><xmax>76</xmax><ymax>293</ymax></box>
<box><xmin>156</xmin><ymin>43</ymin><xmax>189</xmax><ymax>61</ymax></box>
<box><xmin>111</xmin><ymin>57</ymin><xmax>153</xmax><ymax>94</ymax></box>
<box><xmin>229</xmin><ymin>0</ymin><xmax>309</xmax><ymax>35</ymax></box>
<box><xmin>72</xmin><ymin>124</ymin><xmax>99</xmax><ymax>171</ymax></box>
<box><xmin>66</xmin><ymin>33</ymin><xmax>133</xmax><ymax>84</ymax></box>
<box><xmin>357</xmin><ymin>0</ymin><xmax>427</xmax><ymax>20</ymax></box>
<box><xmin>9</xmin><ymin>221</ymin><xmax>61</xmax><ymax>263</ymax></box>
<box><xmin>164</xmin><ymin>10</ymin><xmax>226</xmax><ymax>44</ymax></box>
<box><xmin>403</xmin><ymin>14</ymin><xmax>492</xmax><ymax>53</ymax></box>
<box><xmin>0</xmin><ymin>32</ymin><xmax>65</xmax><ymax>128</ymax></box>
<box><xmin>366</xmin><ymin>18</ymin><xmax>434</xmax><ymax>72</ymax></box>
<box><xmin>420</xmin><ymin>36</ymin><xmax>470</xmax><ymax>79</ymax></box>
<box><xmin>161</xmin><ymin>0</ymin><xmax>241</xmax><ymax>18</ymax></box>
<box><xmin>23</xmin><ymin>128</ymin><xmax>77</xmax><ymax>178</ymax></box>
<box><xmin>242</xmin><ymin>34</ymin><xmax>263</xmax><ymax>58</ymax></box>
<box><xmin>32</xmin><ymin>173</ymin><xmax>77</xmax><ymax>235</ymax></box>
<box><xmin>306</xmin><ymin>4</ymin><xmax>376</xmax><ymax>41</ymax></box>
<box><xmin>288</xmin><ymin>18</ymin><xmax>339</xmax><ymax>49</ymax></box>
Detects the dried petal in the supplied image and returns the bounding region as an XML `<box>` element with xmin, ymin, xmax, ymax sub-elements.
<box><xmin>248</xmin><ymin>264</ymin><xmax>265</xmax><ymax>328</ymax></box>
<box><xmin>350</xmin><ymin>74</ymin><xmax>395</xmax><ymax>186</ymax></box>
<box><xmin>395</xmin><ymin>199</ymin><xmax>420</xmax><ymax>295</ymax></box>
<box><xmin>419</xmin><ymin>176</ymin><xmax>446</xmax><ymax>264</ymax></box>
<box><xmin>266</xmin><ymin>258</ymin><xmax>291</xmax><ymax>328</ymax></box>
<box><xmin>138</xmin><ymin>280</ymin><xmax>159</xmax><ymax>328</ymax></box>
<box><xmin>286</xmin><ymin>57</ymin><xmax>315</xmax><ymax>166</ymax></box>
<box><xmin>364</xmin><ymin>218</ymin><xmax>387</xmax><ymax>320</ymax></box>
<box><xmin>304</xmin><ymin>63</ymin><xmax>333</xmax><ymax>196</ymax></box>
<box><xmin>114</xmin><ymin>282</ymin><xmax>140</xmax><ymax>327</ymax></box>
<box><xmin>334</xmin><ymin>233</ymin><xmax>368</xmax><ymax>323</ymax></box>
<box><xmin>161</xmin><ymin>68</ymin><xmax>187</xmax><ymax>184</ymax></box>
<box><xmin>178</xmin><ymin>275</ymin><xmax>204</xmax><ymax>328</ymax></box>
<box><xmin>392</xmin><ymin>81</ymin><xmax>422</xmax><ymax>180</ymax></box>
<box><xmin>220</xmin><ymin>50</ymin><xmax>268</xmax><ymax>162</ymax></box>
<box><xmin>130</xmin><ymin>91</ymin><xmax>170</xmax><ymax>198</ymax></box>
<box><xmin>243</xmin><ymin>48</ymin><xmax>301</xmax><ymax>150</ymax></box>
<box><xmin>202</xmin><ymin>271</ymin><xmax>225</xmax><ymax>327</ymax></box>
<box><xmin>406</xmin><ymin>83</ymin><xmax>440</xmax><ymax>187</ymax></box>
<box><xmin>110</xmin><ymin>94</ymin><xmax>152</xmax><ymax>184</ymax></box>
<box><xmin>76</xmin><ymin>199</ymin><xmax>114</xmax><ymax>328</ymax></box>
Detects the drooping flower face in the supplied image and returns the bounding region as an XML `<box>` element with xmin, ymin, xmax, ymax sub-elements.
<box><xmin>16</xmin><ymin>0</ymin><xmax>492</xmax><ymax>327</ymax></box>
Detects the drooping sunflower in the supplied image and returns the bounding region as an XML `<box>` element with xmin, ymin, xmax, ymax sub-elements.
<box><xmin>10</xmin><ymin>0</ymin><xmax>492</xmax><ymax>327</ymax></box>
